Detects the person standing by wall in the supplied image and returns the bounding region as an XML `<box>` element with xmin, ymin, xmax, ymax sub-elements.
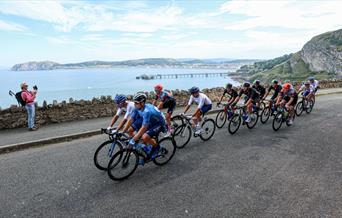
<box><xmin>20</xmin><ymin>83</ymin><xmax>38</xmax><ymax>131</ymax></box>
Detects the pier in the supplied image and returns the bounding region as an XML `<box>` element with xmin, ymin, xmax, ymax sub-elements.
<box><xmin>136</xmin><ymin>72</ymin><xmax>234</xmax><ymax>80</ymax></box>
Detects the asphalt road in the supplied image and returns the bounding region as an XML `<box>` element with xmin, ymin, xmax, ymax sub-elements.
<box><xmin>1</xmin><ymin>94</ymin><xmax>342</xmax><ymax>217</ymax></box>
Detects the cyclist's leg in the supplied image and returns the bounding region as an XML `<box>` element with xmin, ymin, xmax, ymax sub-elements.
<box><xmin>192</xmin><ymin>109</ymin><xmax>202</xmax><ymax>127</ymax></box>
<box><xmin>165</xmin><ymin>100</ymin><xmax>175</xmax><ymax>131</ymax></box>
<box><xmin>129</xmin><ymin>118</ymin><xmax>143</xmax><ymax>137</ymax></box>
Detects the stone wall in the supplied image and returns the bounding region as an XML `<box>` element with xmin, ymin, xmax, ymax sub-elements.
<box><xmin>1</xmin><ymin>79</ymin><xmax>342</xmax><ymax>130</ymax></box>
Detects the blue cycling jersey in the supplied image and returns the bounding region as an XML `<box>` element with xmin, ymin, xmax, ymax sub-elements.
<box><xmin>131</xmin><ymin>103</ymin><xmax>166</xmax><ymax>126</ymax></box>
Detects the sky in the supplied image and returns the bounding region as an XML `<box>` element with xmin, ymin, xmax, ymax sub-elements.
<box><xmin>0</xmin><ymin>0</ymin><xmax>341</xmax><ymax>67</ymax></box>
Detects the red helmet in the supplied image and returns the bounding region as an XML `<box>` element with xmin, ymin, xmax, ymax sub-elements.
<box><xmin>154</xmin><ymin>84</ymin><xmax>163</xmax><ymax>91</ymax></box>
<box><xmin>281</xmin><ymin>83</ymin><xmax>291</xmax><ymax>92</ymax></box>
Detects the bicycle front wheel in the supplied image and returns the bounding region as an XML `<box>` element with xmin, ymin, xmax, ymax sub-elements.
<box><xmin>228</xmin><ymin>114</ymin><xmax>241</xmax><ymax>135</ymax></box>
<box><xmin>200</xmin><ymin>118</ymin><xmax>216</xmax><ymax>141</ymax></box>
<box><xmin>171</xmin><ymin>115</ymin><xmax>184</xmax><ymax>131</ymax></box>
<box><xmin>172</xmin><ymin>124</ymin><xmax>191</xmax><ymax>149</ymax></box>
<box><xmin>215</xmin><ymin>110</ymin><xmax>227</xmax><ymax>128</ymax></box>
<box><xmin>246</xmin><ymin>112</ymin><xmax>259</xmax><ymax>129</ymax></box>
<box><xmin>107</xmin><ymin>149</ymin><xmax>139</xmax><ymax>181</ymax></box>
<box><xmin>272</xmin><ymin>113</ymin><xmax>283</xmax><ymax>131</ymax></box>
<box><xmin>260</xmin><ymin>107</ymin><xmax>270</xmax><ymax>124</ymax></box>
<box><xmin>94</xmin><ymin>140</ymin><xmax>123</xmax><ymax>171</ymax></box>
<box><xmin>295</xmin><ymin>101</ymin><xmax>304</xmax><ymax>116</ymax></box>
<box><xmin>153</xmin><ymin>137</ymin><xmax>176</xmax><ymax>166</ymax></box>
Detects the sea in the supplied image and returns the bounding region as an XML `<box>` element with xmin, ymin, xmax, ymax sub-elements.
<box><xmin>0</xmin><ymin>67</ymin><xmax>239</xmax><ymax>108</ymax></box>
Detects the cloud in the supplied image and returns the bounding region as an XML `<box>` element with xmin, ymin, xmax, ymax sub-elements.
<box><xmin>0</xmin><ymin>20</ymin><xmax>26</xmax><ymax>31</ymax></box>
<box><xmin>0</xmin><ymin>1</ymin><xmax>183</xmax><ymax>33</ymax></box>
<box><xmin>221</xmin><ymin>0</ymin><xmax>342</xmax><ymax>33</ymax></box>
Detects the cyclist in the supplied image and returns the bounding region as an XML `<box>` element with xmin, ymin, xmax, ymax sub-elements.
<box><xmin>183</xmin><ymin>86</ymin><xmax>212</xmax><ymax>135</ymax></box>
<box><xmin>152</xmin><ymin>84</ymin><xmax>176</xmax><ymax>136</ymax></box>
<box><xmin>276</xmin><ymin>82</ymin><xmax>298</xmax><ymax>125</ymax></box>
<box><xmin>252</xmin><ymin>80</ymin><xmax>266</xmax><ymax>107</ymax></box>
<box><xmin>298</xmin><ymin>81</ymin><xmax>315</xmax><ymax>108</ymax></box>
<box><xmin>309</xmin><ymin>77</ymin><xmax>319</xmax><ymax>101</ymax></box>
<box><xmin>262</xmin><ymin>79</ymin><xmax>282</xmax><ymax>111</ymax></box>
<box><xmin>232</xmin><ymin>82</ymin><xmax>260</xmax><ymax>122</ymax></box>
<box><xmin>218</xmin><ymin>83</ymin><xmax>238</xmax><ymax>106</ymax></box>
<box><xmin>309</xmin><ymin>77</ymin><xmax>319</xmax><ymax>93</ymax></box>
<box><xmin>107</xmin><ymin>94</ymin><xmax>135</xmax><ymax>132</ymax></box>
<box><xmin>122</xmin><ymin>93</ymin><xmax>167</xmax><ymax>159</ymax></box>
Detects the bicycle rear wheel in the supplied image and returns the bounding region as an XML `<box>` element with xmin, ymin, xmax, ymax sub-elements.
<box><xmin>295</xmin><ymin>101</ymin><xmax>304</xmax><ymax>116</ymax></box>
<box><xmin>228</xmin><ymin>114</ymin><xmax>241</xmax><ymax>135</ymax></box>
<box><xmin>107</xmin><ymin>149</ymin><xmax>139</xmax><ymax>181</ymax></box>
<box><xmin>172</xmin><ymin>124</ymin><xmax>191</xmax><ymax>149</ymax></box>
<box><xmin>260</xmin><ymin>107</ymin><xmax>270</xmax><ymax>124</ymax></box>
<box><xmin>200</xmin><ymin>118</ymin><xmax>216</xmax><ymax>141</ymax></box>
<box><xmin>94</xmin><ymin>140</ymin><xmax>123</xmax><ymax>171</ymax></box>
<box><xmin>246</xmin><ymin>112</ymin><xmax>259</xmax><ymax>129</ymax></box>
<box><xmin>153</xmin><ymin>137</ymin><xmax>176</xmax><ymax>166</ymax></box>
<box><xmin>272</xmin><ymin>113</ymin><xmax>283</xmax><ymax>131</ymax></box>
<box><xmin>215</xmin><ymin>110</ymin><xmax>227</xmax><ymax>128</ymax></box>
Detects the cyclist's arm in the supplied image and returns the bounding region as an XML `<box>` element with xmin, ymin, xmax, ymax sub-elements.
<box><xmin>245</xmin><ymin>98</ymin><xmax>253</xmax><ymax>106</ymax></box>
<box><xmin>116</xmin><ymin>118</ymin><xmax>128</xmax><ymax>131</ymax></box>
<box><xmin>157</xmin><ymin>101</ymin><xmax>164</xmax><ymax>110</ymax></box>
<box><xmin>108</xmin><ymin>115</ymin><xmax>119</xmax><ymax>128</ymax></box>
<box><xmin>227</xmin><ymin>97</ymin><xmax>235</xmax><ymax>105</ymax></box>
<box><xmin>184</xmin><ymin>105</ymin><xmax>191</xmax><ymax>114</ymax></box>
<box><xmin>152</xmin><ymin>99</ymin><xmax>157</xmax><ymax>106</ymax></box>
<box><xmin>184</xmin><ymin>96</ymin><xmax>193</xmax><ymax>113</ymax></box>
<box><xmin>133</xmin><ymin>125</ymin><xmax>148</xmax><ymax>142</ymax></box>
<box><xmin>122</xmin><ymin>117</ymin><xmax>133</xmax><ymax>133</ymax></box>
<box><xmin>286</xmin><ymin>97</ymin><xmax>294</xmax><ymax>107</ymax></box>
<box><xmin>262</xmin><ymin>90</ymin><xmax>269</xmax><ymax>100</ymax></box>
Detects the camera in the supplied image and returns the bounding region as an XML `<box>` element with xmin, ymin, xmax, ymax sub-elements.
<box><xmin>33</xmin><ymin>85</ymin><xmax>38</xmax><ymax>90</ymax></box>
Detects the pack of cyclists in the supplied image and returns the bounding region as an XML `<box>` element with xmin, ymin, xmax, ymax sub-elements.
<box><xmin>102</xmin><ymin>77</ymin><xmax>319</xmax><ymax>180</ymax></box>
<box><xmin>107</xmin><ymin>76</ymin><xmax>319</xmax><ymax>140</ymax></box>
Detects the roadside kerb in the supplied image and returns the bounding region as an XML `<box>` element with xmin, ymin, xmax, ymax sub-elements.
<box><xmin>1</xmin><ymin>90</ymin><xmax>342</xmax><ymax>154</ymax></box>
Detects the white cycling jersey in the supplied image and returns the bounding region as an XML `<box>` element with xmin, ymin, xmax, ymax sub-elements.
<box><xmin>310</xmin><ymin>80</ymin><xmax>319</xmax><ymax>89</ymax></box>
<box><xmin>300</xmin><ymin>84</ymin><xmax>314</xmax><ymax>93</ymax></box>
<box><xmin>188</xmin><ymin>93</ymin><xmax>212</xmax><ymax>109</ymax></box>
<box><xmin>116</xmin><ymin>101</ymin><xmax>135</xmax><ymax>119</ymax></box>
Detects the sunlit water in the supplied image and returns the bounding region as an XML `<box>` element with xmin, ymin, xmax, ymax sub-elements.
<box><xmin>0</xmin><ymin>67</ymin><xmax>239</xmax><ymax>108</ymax></box>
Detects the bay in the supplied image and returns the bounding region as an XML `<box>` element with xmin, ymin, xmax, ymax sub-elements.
<box><xmin>0</xmin><ymin>67</ymin><xmax>239</xmax><ymax>108</ymax></box>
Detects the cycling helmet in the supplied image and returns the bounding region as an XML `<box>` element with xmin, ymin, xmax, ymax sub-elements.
<box><xmin>243</xmin><ymin>82</ymin><xmax>250</xmax><ymax>88</ymax></box>
<box><xmin>283</xmin><ymin>83</ymin><xmax>291</xmax><ymax>90</ymax></box>
<box><xmin>271</xmin><ymin>79</ymin><xmax>278</xmax><ymax>84</ymax></box>
<box><xmin>114</xmin><ymin>94</ymin><xmax>126</xmax><ymax>104</ymax></box>
<box><xmin>154</xmin><ymin>84</ymin><xmax>163</xmax><ymax>91</ymax></box>
<box><xmin>253</xmin><ymin>80</ymin><xmax>260</xmax><ymax>85</ymax></box>
<box><xmin>308</xmin><ymin>77</ymin><xmax>315</xmax><ymax>81</ymax></box>
<box><xmin>304</xmin><ymin>81</ymin><xmax>310</xmax><ymax>86</ymax></box>
<box><xmin>189</xmin><ymin>86</ymin><xmax>200</xmax><ymax>94</ymax></box>
<box><xmin>226</xmin><ymin>83</ymin><xmax>233</xmax><ymax>89</ymax></box>
<box><xmin>133</xmin><ymin>92</ymin><xmax>147</xmax><ymax>103</ymax></box>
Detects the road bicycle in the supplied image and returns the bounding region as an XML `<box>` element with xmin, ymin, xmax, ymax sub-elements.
<box><xmin>172</xmin><ymin>113</ymin><xmax>216</xmax><ymax>148</ymax></box>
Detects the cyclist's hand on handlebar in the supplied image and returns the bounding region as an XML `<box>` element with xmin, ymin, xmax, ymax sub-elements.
<box><xmin>128</xmin><ymin>138</ymin><xmax>135</xmax><ymax>146</ymax></box>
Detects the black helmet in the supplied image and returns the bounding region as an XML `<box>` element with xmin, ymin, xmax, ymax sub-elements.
<box><xmin>271</xmin><ymin>79</ymin><xmax>278</xmax><ymax>84</ymax></box>
<box><xmin>253</xmin><ymin>79</ymin><xmax>260</xmax><ymax>85</ymax></box>
<box><xmin>243</xmin><ymin>82</ymin><xmax>250</xmax><ymax>88</ymax></box>
<box><xmin>226</xmin><ymin>83</ymin><xmax>233</xmax><ymax>89</ymax></box>
<box><xmin>133</xmin><ymin>92</ymin><xmax>147</xmax><ymax>103</ymax></box>
<box><xmin>189</xmin><ymin>86</ymin><xmax>200</xmax><ymax>94</ymax></box>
